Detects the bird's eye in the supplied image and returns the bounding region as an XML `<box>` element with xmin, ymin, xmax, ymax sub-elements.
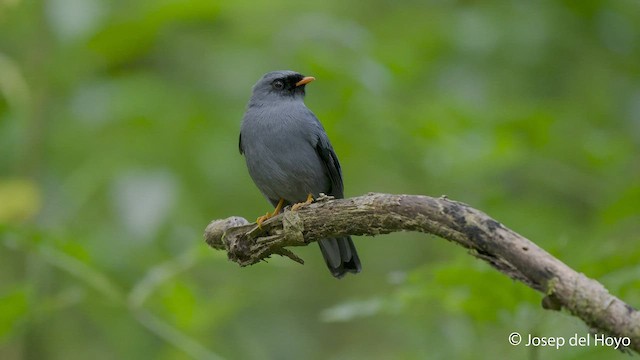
<box><xmin>272</xmin><ymin>80</ymin><xmax>284</xmax><ymax>90</ymax></box>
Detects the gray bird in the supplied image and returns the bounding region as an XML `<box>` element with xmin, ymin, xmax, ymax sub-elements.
<box><xmin>239</xmin><ymin>70</ymin><xmax>361</xmax><ymax>278</ymax></box>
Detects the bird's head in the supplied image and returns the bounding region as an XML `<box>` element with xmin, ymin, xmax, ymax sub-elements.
<box><xmin>249</xmin><ymin>70</ymin><xmax>315</xmax><ymax>106</ymax></box>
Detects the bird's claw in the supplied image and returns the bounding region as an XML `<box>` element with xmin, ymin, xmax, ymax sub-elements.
<box><xmin>256</xmin><ymin>212</ymin><xmax>270</xmax><ymax>229</ymax></box>
<box><xmin>256</xmin><ymin>198</ymin><xmax>285</xmax><ymax>229</ymax></box>
<box><xmin>291</xmin><ymin>193</ymin><xmax>314</xmax><ymax>211</ymax></box>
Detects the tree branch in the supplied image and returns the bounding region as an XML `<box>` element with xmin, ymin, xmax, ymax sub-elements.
<box><xmin>203</xmin><ymin>193</ymin><xmax>640</xmax><ymax>353</ymax></box>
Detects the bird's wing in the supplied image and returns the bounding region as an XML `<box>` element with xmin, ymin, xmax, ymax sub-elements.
<box><xmin>238</xmin><ymin>133</ymin><xmax>244</xmax><ymax>154</ymax></box>
<box><xmin>315</xmin><ymin>131</ymin><xmax>344</xmax><ymax>198</ymax></box>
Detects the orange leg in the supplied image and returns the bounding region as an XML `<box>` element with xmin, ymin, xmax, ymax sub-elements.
<box><xmin>291</xmin><ymin>193</ymin><xmax>314</xmax><ymax>211</ymax></box>
<box><xmin>256</xmin><ymin>198</ymin><xmax>285</xmax><ymax>228</ymax></box>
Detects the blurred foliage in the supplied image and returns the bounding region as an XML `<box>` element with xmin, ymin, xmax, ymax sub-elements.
<box><xmin>1</xmin><ymin>0</ymin><xmax>639</xmax><ymax>359</ymax></box>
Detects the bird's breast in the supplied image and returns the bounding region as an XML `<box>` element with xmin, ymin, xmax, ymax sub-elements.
<box><xmin>241</xmin><ymin>108</ymin><xmax>328</xmax><ymax>202</ymax></box>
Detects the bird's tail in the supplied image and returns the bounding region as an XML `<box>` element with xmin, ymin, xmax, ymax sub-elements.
<box><xmin>318</xmin><ymin>236</ymin><xmax>361</xmax><ymax>278</ymax></box>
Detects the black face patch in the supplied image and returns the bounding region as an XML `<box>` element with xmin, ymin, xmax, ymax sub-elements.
<box><xmin>271</xmin><ymin>74</ymin><xmax>306</xmax><ymax>96</ymax></box>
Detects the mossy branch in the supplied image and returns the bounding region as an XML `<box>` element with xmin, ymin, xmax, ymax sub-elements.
<box><xmin>204</xmin><ymin>192</ymin><xmax>640</xmax><ymax>353</ymax></box>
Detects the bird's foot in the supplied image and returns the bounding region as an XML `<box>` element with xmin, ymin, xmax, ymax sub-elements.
<box><xmin>291</xmin><ymin>193</ymin><xmax>314</xmax><ymax>211</ymax></box>
<box><xmin>256</xmin><ymin>212</ymin><xmax>271</xmax><ymax>228</ymax></box>
<box><xmin>256</xmin><ymin>198</ymin><xmax>285</xmax><ymax>229</ymax></box>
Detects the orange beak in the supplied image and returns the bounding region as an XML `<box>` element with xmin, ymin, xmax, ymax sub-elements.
<box><xmin>295</xmin><ymin>76</ymin><xmax>315</xmax><ymax>87</ymax></box>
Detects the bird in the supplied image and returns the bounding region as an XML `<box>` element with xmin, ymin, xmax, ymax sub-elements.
<box><xmin>239</xmin><ymin>70</ymin><xmax>361</xmax><ymax>278</ymax></box>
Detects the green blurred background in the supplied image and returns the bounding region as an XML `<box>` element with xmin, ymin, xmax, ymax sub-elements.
<box><xmin>1</xmin><ymin>0</ymin><xmax>639</xmax><ymax>359</ymax></box>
